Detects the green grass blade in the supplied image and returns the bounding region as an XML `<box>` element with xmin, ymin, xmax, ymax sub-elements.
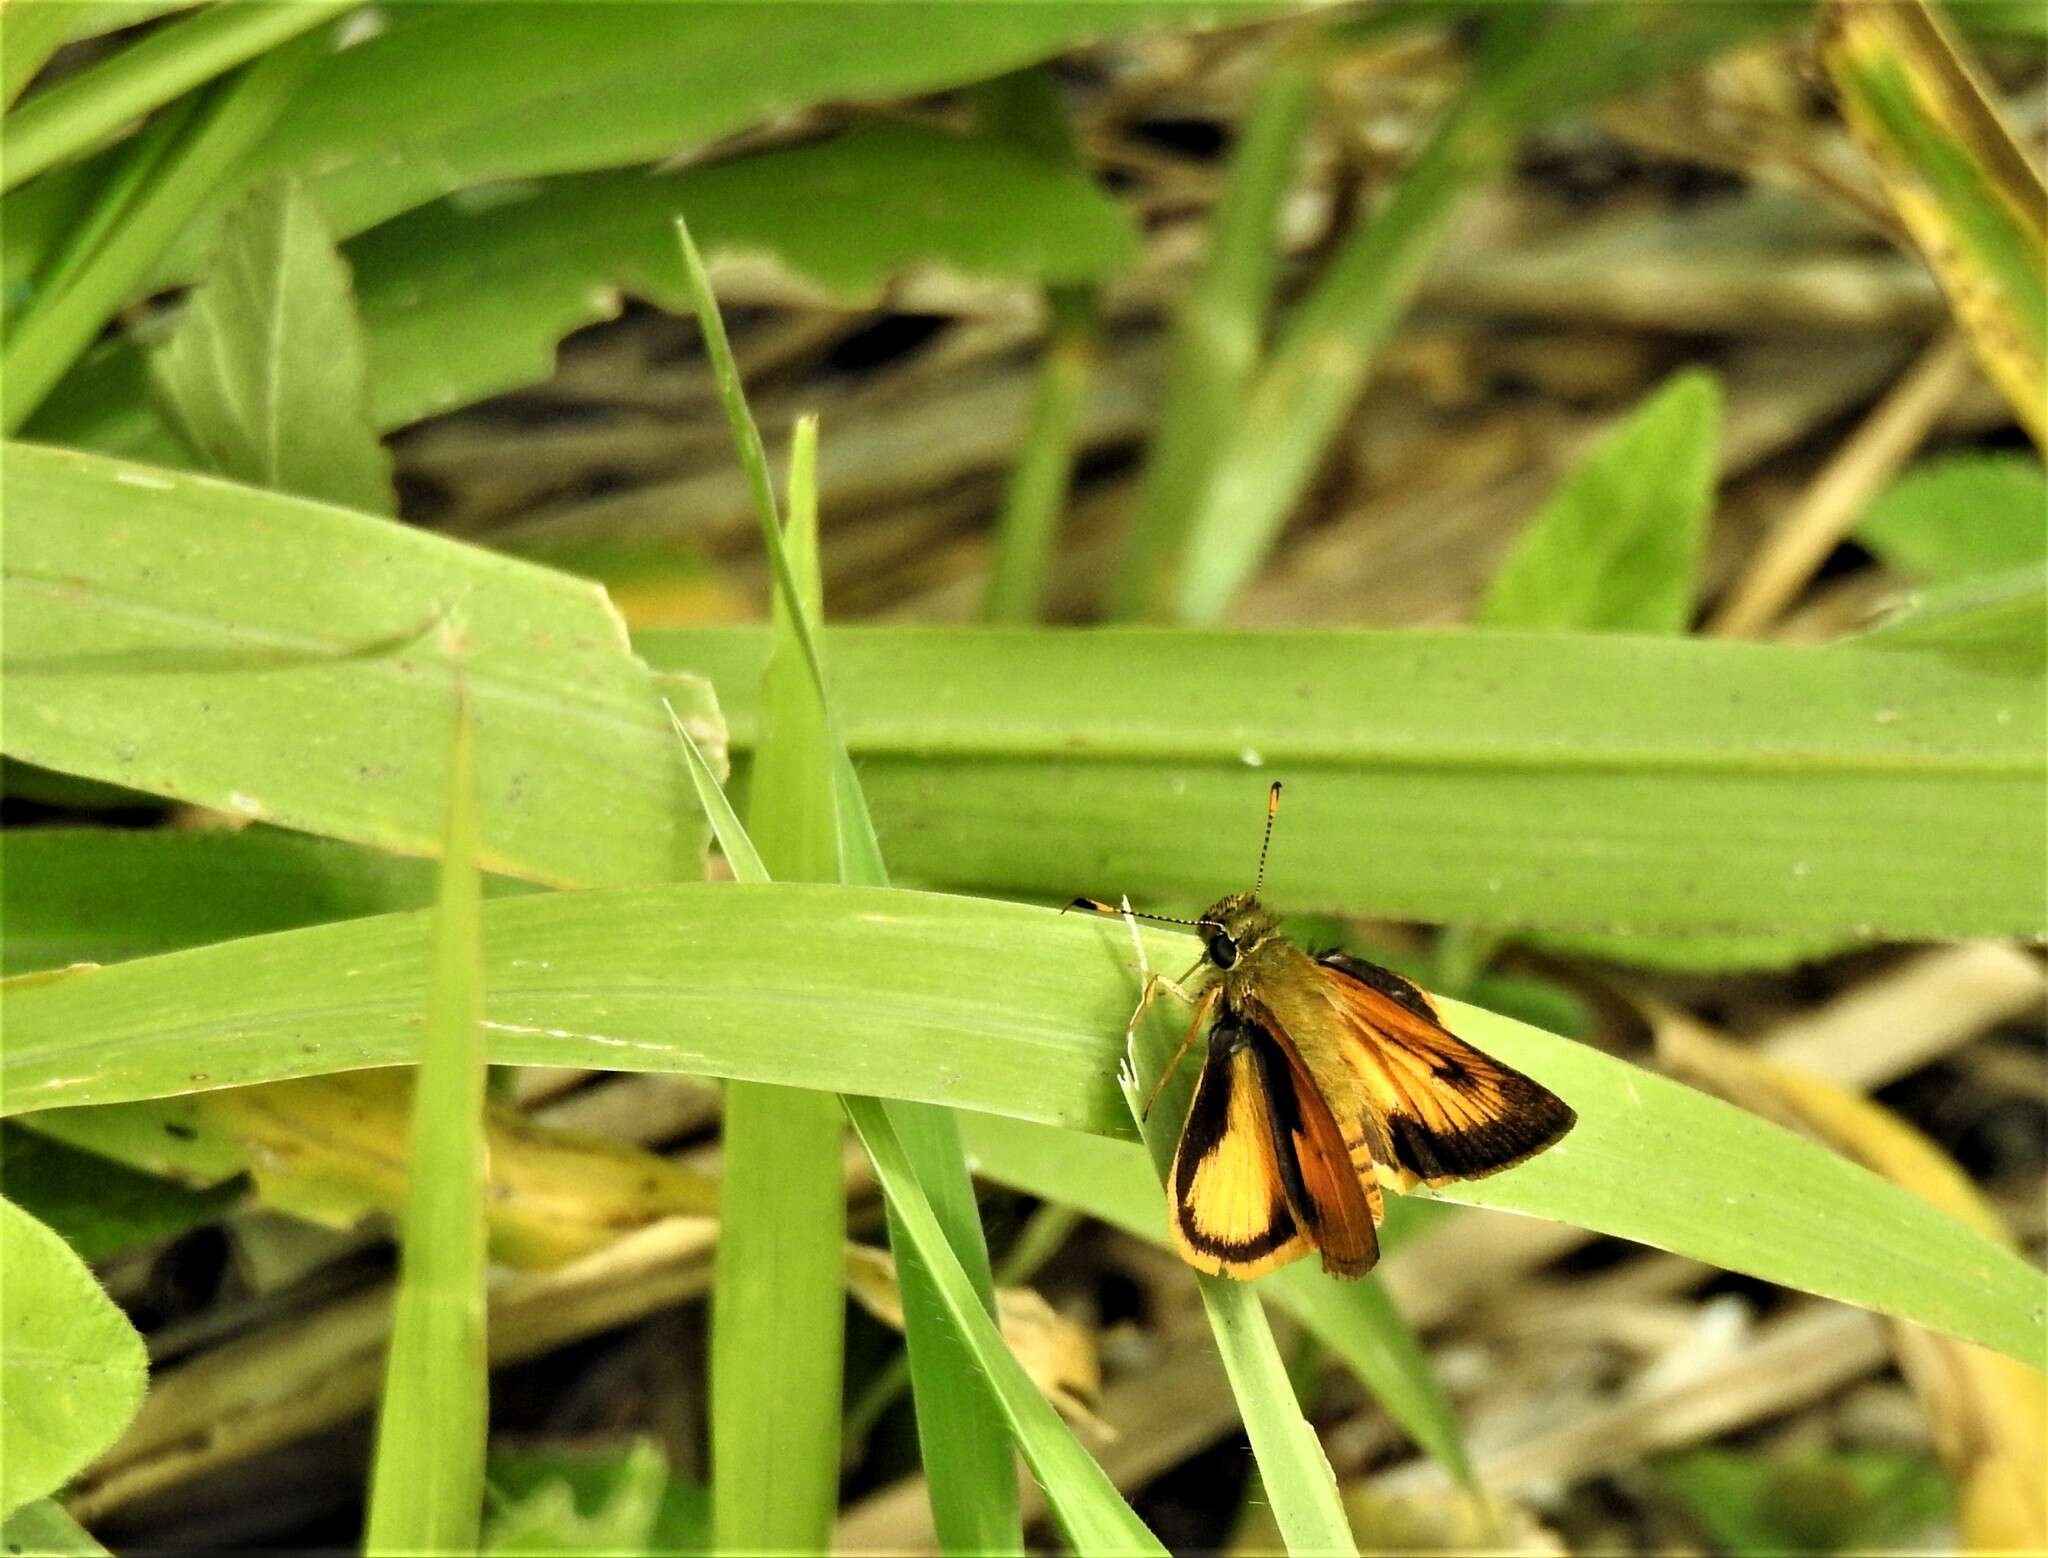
<box><xmin>0</xmin><ymin>3</ymin><xmax>77</xmax><ymax>110</ymax></box>
<box><xmin>651</xmin><ymin>626</ymin><xmax>2046</xmax><ymax>942</ymax></box>
<box><xmin>711</xmin><ymin>416</ymin><xmax>846</xmax><ymax>1555</ymax></box>
<box><xmin>842</xmin><ymin>1094</ymin><xmax>1166</xmax><ymax>1557</ymax></box>
<box><xmin>0</xmin><ymin>826</ymin><xmax>540</xmax><ymax>976</ymax></box>
<box><xmin>0</xmin><ymin>1196</ymin><xmax>148</xmax><ymax>1518</ymax></box>
<box><xmin>1111</xmin><ymin>40</ymin><xmax>1317</xmax><ymax>621</ymax></box>
<box><xmin>984</xmin><ymin>287</ymin><xmax>1100</xmax><ymax>624</ymax></box>
<box><xmin>2</xmin><ymin>441</ymin><xmax>718</xmax><ymax>888</ymax></box>
<box><xmin>363</xmin><ymin>691</ymin><xmax>489</xmax><ymax>1555</ymax></box>
<box><xmin>1116</xmin><ymin>935</ymin><xmax>1357</xmax><ymax>1557</ymax></box>
<box><xmin>9</xmin><ymin>885</ymin><xmax>2044</xmax><ymax>1371</ymax></box>
<box><xmin>666</xmin><ymin>705</ymin><xmax>763</xmax><ymax>881</ymax></box>
<box><xmin>730</xmin><ymin>396</ymin><xmax>1020</xmax><ymax>1548</ymax></box>
<box><xmin>957</xmin><ymin>1111</ymin><xmax>1473</xmax><ymax>1487</ymax></box>
<box><xmin>1822</xmin><ymin>0</ymin><xmax>2047</xmax><ymax>446</ymax></box>
<box><xmin>0</xmin><ymin>1</ymin><xmax>351</xmax><ymax>193</ymax></box>
<box><xmin>1476</xmin><ymin>369</ymin><xmax>1722</xmax><ymax>632</ymax></box>
<box><xmin>2</xmin><ymin>32</ymin><xmax>322</xmax><ymax>433</ymax></box>
<box><xmin>150</xmin><ymin>178</ymin><xmax>394</xmax><ymax>512</ymax></box>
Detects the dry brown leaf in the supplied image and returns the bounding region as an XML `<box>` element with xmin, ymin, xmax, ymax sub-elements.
<box><xmin>842</xmin><ymin>1242</ymin><xmax>1107</xmax><ymax>1435</ymax></box>
<box><xmin>1655</xmin><ymin>1006</ymin><xmax>2047</xmax><ymax>1552</ymax></box>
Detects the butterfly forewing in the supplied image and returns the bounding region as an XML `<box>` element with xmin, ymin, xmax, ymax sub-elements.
<box><xmin>1310</xmin><ymin>952</ymin><xmax>1576</xmax><ymax>1190</ymax></box>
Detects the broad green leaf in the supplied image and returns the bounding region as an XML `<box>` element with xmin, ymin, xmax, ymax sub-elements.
<box><xmin>363</xmin><ymin>695</ymin><xmax>490</xmax><ymax>1553</ymax></box>
<box><xmin>2</xmin><ymin>29</ymin><xmax>322</xmax><ymax>434</ymax></box>
<box><xmin>0</xmin><ymin>1197</ymin><xmax>148</xmax><ymax>1518</ymax></box>
<box><xmin>1860</xmin><ymin>563</ymin><xmax>2047</xmax><ymax>674</ymax></box>
<box><xmin>29</xmin><ymin>121</ymin><xmax>1141</xmax><ymax>463</ymax></box>
<box><xmin>133</xmin><ymin>3</ymin><xmax>1256</xmax><ymax>285</ymax></box>
<box><xmin>843</xmin><ymin>1095</ymin><xmax>1166</xmax><ymax>1557</ymax></box>
<box><xmin>712</xmin><ymin>420</ymin><xmax>846</xmax><ymax>1558</ymax></box>
<box><xmin>481</xmin><ymin>1440</ymin><xmax>678</xmax><ymax>1555</ymax></box>
<box><xmin>657</xmin><ymin>627</ymin><xmax>2047</xmax><ymax>941</ymax></box>
<box><xmin>0</xmin><ymin>1498</ymin><xmax>110</xmax><ymax>1556</ymax></box>
<box><xmin>1476</xmin><ymin>370</ymin><xmax>1721</xmax><ymax>632</ymax></box>
<box><xmin>0</xmin><ymin>3</ymin><xmax>76</xmax><ymax>110</ymax></box>
<box><xmin>1822</xmin><ymin>0</ymin><xmax>2047</xmax><ymax>446</ymax></box>
<box><xmin>1117</xmin><ymin>943</ymin><xmax>1357</xmax><ymax>1556</ymax></box>
<box><xmin>6</xmin><ymin>883</ymin><xmax>2043</xmax><ymax>1370</ymax></box>
<box><xmin>1857</xmin><ymin>453</ymin><xmax>2048</xmax><ymax>582</ymax></box>
<box><xmin>958</xmin><ymin>1111</ymin><xmax>1471</xmax><ymax>1484</ymax></box>
<box><xmin>1</xmin><ymin>442</ymin><xmax>718</xmax><ymax>888</ymax></box>
<box><xmin>0</xmin><ymin>826</ymin><xmax>539</xmax><ymax>976</ymax></box>
<box><xmin>151</xmin><ymin>180</ymin><xmax>393</xmax><ymax>512</ymax></box>
<box><xmin>0</xmin><ymin>1125</ymin><xmax>238</xmax><ymax>1261</ymax></box>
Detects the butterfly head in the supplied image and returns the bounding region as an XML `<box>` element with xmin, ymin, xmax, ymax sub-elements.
<box><xmin>1197</xmin><ymin>892</ymin><xmax>1280</xmax><ymax>972</ymax></box>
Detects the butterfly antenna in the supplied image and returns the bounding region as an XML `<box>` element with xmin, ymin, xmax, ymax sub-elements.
<box><xmin>1254</xmin><ymin>781</ymin><xmax>1282</xmax><ymax>896</ymax></box>
<box><xmin>1065</xmin><ymin>897</ymin><xmax>1220</xmax><ymax>931</ymax></box>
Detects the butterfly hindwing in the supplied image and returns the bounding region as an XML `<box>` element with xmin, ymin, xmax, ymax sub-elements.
<box><xmin>1312</xmin><ymin>951</ymin><xmax>1576</xmax><ymax>1191</ymax></box>
<box><xmin>1244</xmin><ymin>1022</ymin><xmax>1381</xmax><ymax>1277</ymax></box>
<box><xmin>1169</xmin><ymin>1026</ymin><xmax>1313</xmax><ymax>1279</ymax></box>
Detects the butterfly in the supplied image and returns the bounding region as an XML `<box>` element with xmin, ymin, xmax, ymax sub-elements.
<box><xmin>1071</xmin><ymin>782</ymin><xmax>1576</xmax><ymax>1280</ymax></box>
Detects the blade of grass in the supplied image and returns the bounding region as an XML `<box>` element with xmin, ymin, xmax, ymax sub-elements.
<box><xmin>652</xmin><ymin>626</ymin><xmax>2046</xmax><ymax>942</ymax></box>
<box><xmin>1115</xmin><ymin>915</ymin><xmax>1357</xmax><ymax>1557</ymax></box>
<box><xmin>1</xmin><ymin>1</ymin><xmax>351</xmax><ymax>193</ymax></box>
<box><xmin>678</xmin><ymin>222</ymin><xmax>1022</xmax><ymax>1551</ymax></box>
<box><xmin>1821</xmin><ymin>0</ymin><xmax>2047</xmax><ymax>447</ymax></box>
<box><xmin>3</xmin><ymin>31</ymin><xmax>323</xmax><ymax>432</ymax></box>
<box><xmin>984</xmin><ymin>286</ymin><xmax>1100</xmax><ymax>624</ymax></box>
<box><xmin>957</xmin><ymin>1110</ymin><xmax>1474</xmax><ymax>1488</ymax></box>
<box><xmin>1110</xmin><ymin>36</ymin><xmax>1318</xmax><ymax>621</ymax></box>
<box><xmin>679</xmin><ymin>727</ymin><xmax>1134</xmax><ymax>1555</ymax></box>
<box><xmin>710</xmin><ymin>417</ymin><xmax>846</xmax><ymax>1556</ymax></box>
<box><xmin>843</xmin><ymin>1095</ymin><xmax>1167</xmax><ymax>1557</ymax></box>
<box><xmin>362</xmin><ymin>688</ymin><xmax>489</xmax><ymax>1555</ymax></box>
<box><xmin>0</xmin><ymin>3</ymin><xmax>77</xmax><ymax>111</ymax></box>
<box><xmin>2</xmin><ymin>440</ymin><xmax>719</xmax><ymax>889</ymax></box>
<box><xmin>979</xmin><ymin>69</ymin><xmax>1104</xmax><ymax>627</ymax></box>
<box><xmin>10</xmin><ymin>886</ymin><xmax>2044</xmax><ymax>1371</ymax></box>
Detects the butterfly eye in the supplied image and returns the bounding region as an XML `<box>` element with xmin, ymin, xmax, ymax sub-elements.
<box><xmin>1206</xmin><ymin>932</ymin><xmax>1238</xmax><ymax>969</ymax></box>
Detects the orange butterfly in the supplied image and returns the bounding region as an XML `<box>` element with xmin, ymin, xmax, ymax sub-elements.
<box><xmin>1073</xmin><ymin>783</ymin><xmax>1575</xmax><ymax>1280</ymax></box>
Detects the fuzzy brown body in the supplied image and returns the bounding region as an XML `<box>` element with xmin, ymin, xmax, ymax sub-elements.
<box><xmin>1161</xmin><ymin>890</ymin><xmax>1577</xmax><ymax>1281</ymax></box>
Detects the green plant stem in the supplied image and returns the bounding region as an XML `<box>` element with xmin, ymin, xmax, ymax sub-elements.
<box><xmin>1111</xmin><ymin>42</ymin><xmax>1317</xmax><ymax>621</ymax></box>
<box><xmin>3</xmin><ymin>36</ymin><xmax>318</xmax><ymax>433</ymax></box>
<box><xmin>983</xmin><ymin>287</ymin><xmax>1100</xmax><ymax>624</ymax></box>
<box><xmin>2</xmin><ymin>1</ymin><xmax>348</xmax><ymax>193</ymax></box>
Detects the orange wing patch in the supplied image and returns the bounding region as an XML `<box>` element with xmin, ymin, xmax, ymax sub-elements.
<box><xmin>1169</xmin><ymin>1034</ymin><xmax>1313</xmax><ymax>1279</ymax></box>
<box><xmin>1311</xmin><ymin>952</ymin><xmax>1577</xmax><ymax>1192</ymax></box>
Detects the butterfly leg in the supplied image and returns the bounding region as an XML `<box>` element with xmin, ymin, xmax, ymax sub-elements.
<box><xmin>1114</xmin><ymin>896</ymin><xmax>1210</xmax><ymax>1109</ymax></box>
<box><xmin>1138</xmin><ymin>984</ymin><xmax>1217</xmax><ymax>1121</ymax></box>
